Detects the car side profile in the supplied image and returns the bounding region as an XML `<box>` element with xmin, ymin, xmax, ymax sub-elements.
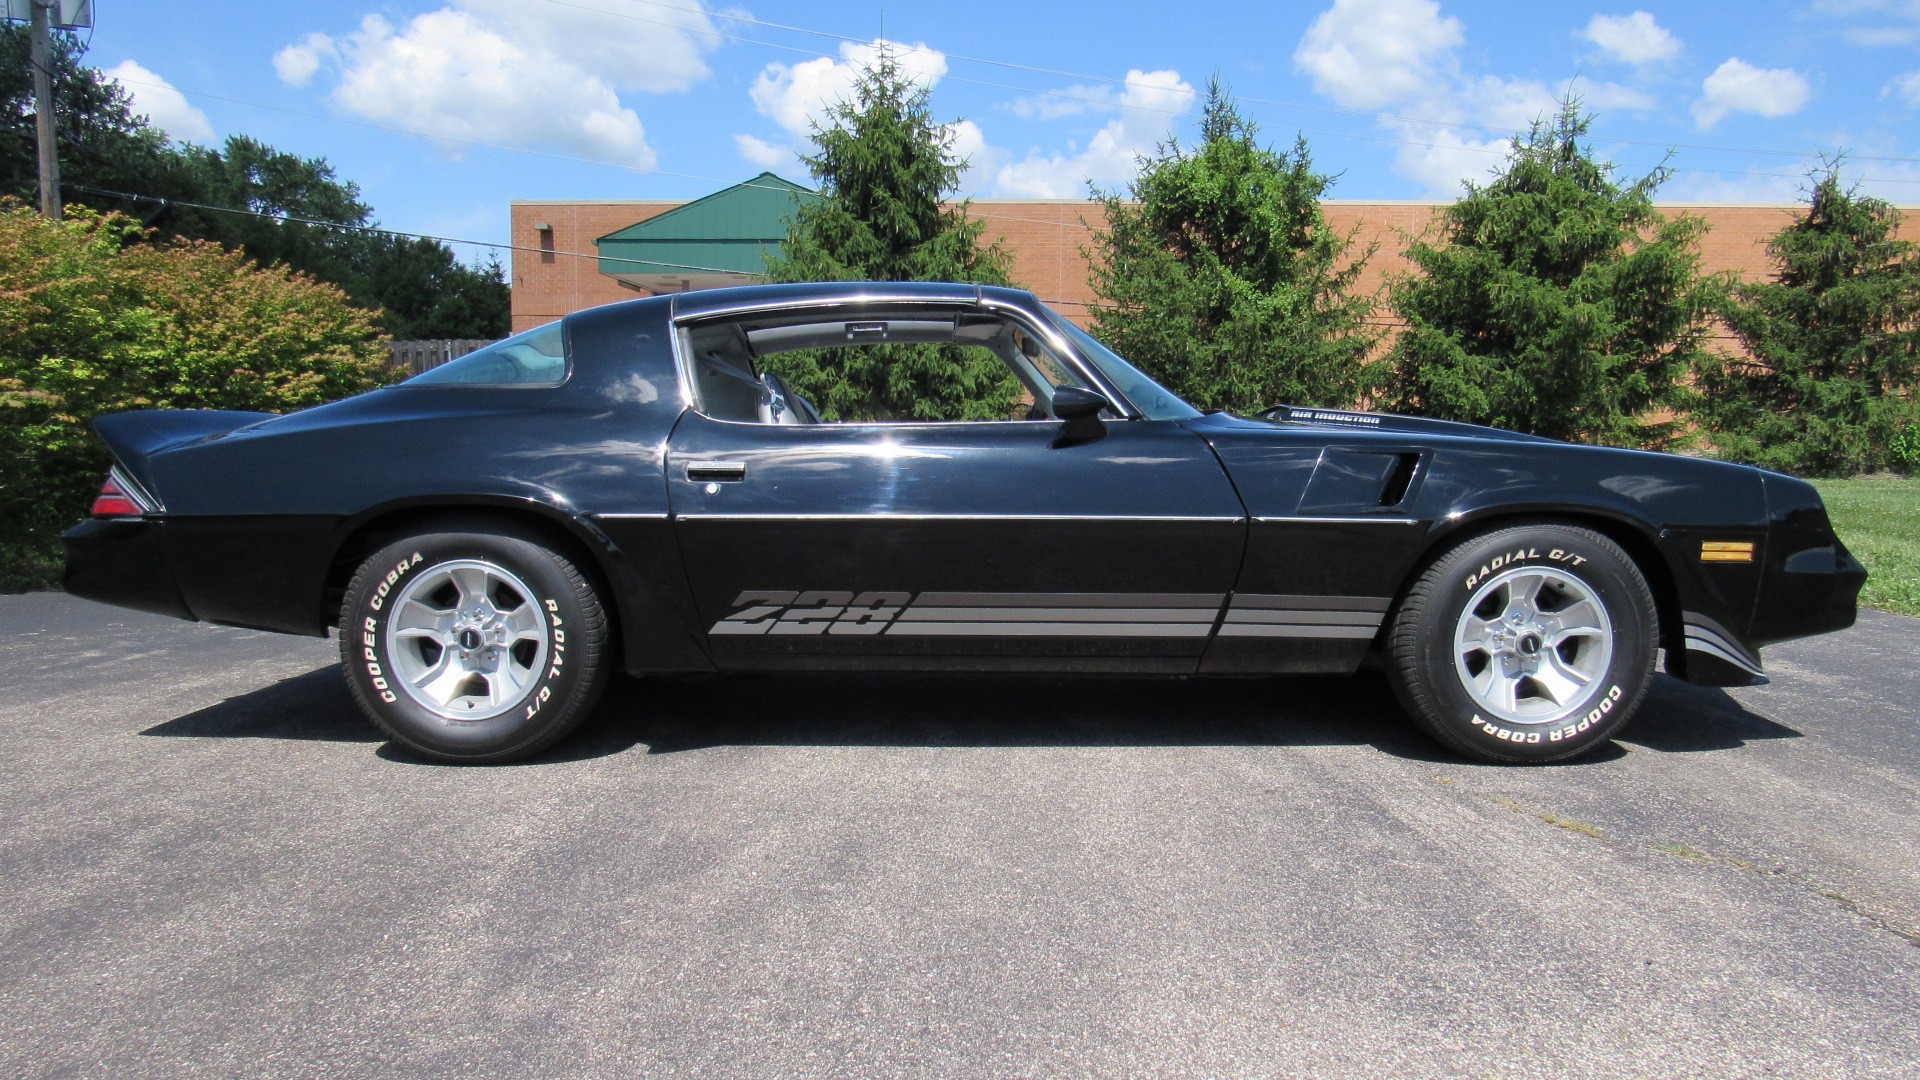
<box><xmin>62</xmin><ymin>282</ymin><xmax>1866</xmax><ymax>764</ymax></box>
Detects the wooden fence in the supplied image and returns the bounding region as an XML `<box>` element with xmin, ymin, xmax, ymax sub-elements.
<box><xmin>387</xmin><ymin>339</ymin><xmax>497</xmax><ymax>376</ymax></box>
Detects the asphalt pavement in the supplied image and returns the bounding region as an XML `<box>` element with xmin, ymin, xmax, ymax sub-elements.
<box><xmin>1</xmin><ymin>591</ymin><xmax>1916</xmax><ymax>1077</ymax></box>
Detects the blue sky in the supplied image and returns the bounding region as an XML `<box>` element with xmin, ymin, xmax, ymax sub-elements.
<box><xmin>74</xmin><ymin>0</ymin><xmax>1920</xmax><ymax>266</ymax></box>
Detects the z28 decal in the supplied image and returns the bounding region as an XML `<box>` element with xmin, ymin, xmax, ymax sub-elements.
<box><xmin>708</xmin><ymin>591</ymin><xmax>1392</xmax><ymax>639</ymax></box>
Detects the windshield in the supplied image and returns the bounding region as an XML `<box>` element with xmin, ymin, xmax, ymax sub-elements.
<box><xmin>1045</xmin><ymin>311</ymin><xmax>1199</xmax><ymax>420</ymax></box>
<box><xmin>406</xmin><ymin>322</ymin><xmax>567</xmax><ymax>386</ymax></box>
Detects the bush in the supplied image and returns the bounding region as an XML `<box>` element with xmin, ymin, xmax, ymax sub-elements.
<box><xmin>1892</xmin><ymin>422</ymin><xmax>1920</xmax><ymax>476</ymax></box>
<box><xmin>0</xmin><ymin>200</ymin><xmax>393</xmax><ymax>588</ymax></box>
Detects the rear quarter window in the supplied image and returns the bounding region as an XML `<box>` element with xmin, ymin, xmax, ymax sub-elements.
<box><xmin>405</xmin><ymin>322</ymin><xmax>567</xmax><ymax>386</ymax></box>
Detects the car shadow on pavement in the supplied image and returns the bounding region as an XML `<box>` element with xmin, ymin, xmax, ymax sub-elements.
<box><xmin>141</xmin><ymin>667</ymin><xmax>381</xmax><ymax>743</ymax></box>
<box><xmin>138</xmin><ymin>661</ymin><xmax>1801</xmax><ymax>767</ymax></box>
<box><xmin>1619</xmin><ymin>673</ymin><xmax>1803</xmax><ymax>754</ymax></box>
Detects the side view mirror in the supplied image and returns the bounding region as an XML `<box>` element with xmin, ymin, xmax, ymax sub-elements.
<box><xmin>1050</xmin><ymin>385</ymin><xmax>1110</xmax><ymax>446</ymax></box>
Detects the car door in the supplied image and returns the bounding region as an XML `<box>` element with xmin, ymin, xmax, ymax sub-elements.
<box><xmin>664</xmin><ymin>408</ymin><xmax>1247</xmax><ymax>672</ymax></box>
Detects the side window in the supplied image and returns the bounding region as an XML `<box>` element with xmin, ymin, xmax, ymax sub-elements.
<box><xmin>677</xmin><ymin>311</ymin><xmax>1088</xmax><ymax>425</ymax></box>
<box><xmin>407</xmin><ymin>322</ymin><xmax>567</xmax><ymax>386</ymax></box>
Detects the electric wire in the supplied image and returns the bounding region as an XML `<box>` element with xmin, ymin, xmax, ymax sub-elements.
<box><xmin>585</xmin><ymin>0</ymin><xmax>1920</xmax><ymax>166</ymax></box>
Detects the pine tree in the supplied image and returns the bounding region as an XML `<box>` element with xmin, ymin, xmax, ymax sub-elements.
<box><xmin>1087</xmin><ymin>81</ymin><xmax>1375</xmax><ymax>413</ymax></box>
<box><xmin>1379</xmin><ymin>102</ymin><xmax>1716</xmax><ymax>447</ymax></box>
<box><xmin>1698</xmin><ymin>168</ymin><xmax>1920</xmax><ymax>475</ymax></box>
<box><xmin>763</xmin><ymin>47</ymin><xmax>1019</xmax><ymax>422</ymax></box>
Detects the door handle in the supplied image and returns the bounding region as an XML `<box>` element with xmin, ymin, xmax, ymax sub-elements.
<box><xmin>687</xmin><ymin>461</ymin><xmax>747</xmax><ymax>482</ymax></box>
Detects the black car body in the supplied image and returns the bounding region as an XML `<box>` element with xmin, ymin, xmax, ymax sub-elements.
<box><xmin>63</xmin><ymin>282</ymin><xmax>1866</xmax><ymax>763</ymax></box>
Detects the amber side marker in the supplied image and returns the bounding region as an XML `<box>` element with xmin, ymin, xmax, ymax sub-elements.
<box><xmin>1700</xmin><ymin>541</ymin><xmax>1756</xmax><ymax>563</ymax></box>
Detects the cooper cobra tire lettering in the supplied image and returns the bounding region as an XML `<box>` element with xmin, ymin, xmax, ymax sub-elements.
<box><xmin>1387</xmin><ymin>523</ymin><xmax>1657</xmax><ymax>765</ymax></box>
<box><xmin>337</xmin><ymin>524</ymin><xmax>610</xmax><ymax>765</ymax></box>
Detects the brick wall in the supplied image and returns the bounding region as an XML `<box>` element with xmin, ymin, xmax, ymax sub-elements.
<box><xmin>510</xmin><ymin>199</ymin><xmax>1915</xmax><ymax>334</ymax></box>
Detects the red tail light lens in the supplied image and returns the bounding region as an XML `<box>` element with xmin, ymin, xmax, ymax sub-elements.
<box><xmin>90</xmin><ymin>475</ymin><xmax>143</xmax><ymax>517</ymax></box>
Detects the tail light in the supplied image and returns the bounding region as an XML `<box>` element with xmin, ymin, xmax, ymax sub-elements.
<box><xmin>90</xmin><ymin>470</ymin><xmax>151</xmax><ymax>518</ymax></box>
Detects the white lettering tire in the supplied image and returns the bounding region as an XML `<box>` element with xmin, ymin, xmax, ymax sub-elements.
<box><xmin>1386</xmin><ymin>523</ymin><xmax>1657</xmax><ymax>764</ymax></box>
<box><xmin>338</xmin><ymin>524</ymin><xmax>611</xmax><ymax>764</ymax></box>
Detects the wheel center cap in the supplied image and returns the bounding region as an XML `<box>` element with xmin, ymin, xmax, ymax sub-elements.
<box><xmin>1518</xmin><ymin>633</ymin><xmax>1542</xmax><ymax>655</ymax></box>
<box><xmin>458</xmin><ymin>628</ymin><xmax>482</xmax><ymax>650</ymax></box>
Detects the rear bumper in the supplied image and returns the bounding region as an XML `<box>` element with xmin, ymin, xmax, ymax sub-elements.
<box><xmin>60</xmin><ymin>518</ymin><xmax>194</xmax><ymax>622</ymax></box>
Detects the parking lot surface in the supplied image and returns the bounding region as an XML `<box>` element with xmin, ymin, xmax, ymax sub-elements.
<box><xmin>1</xmin><ymin>591</ymin><xmax>1917</xmax><ymax>1077</ymax></box>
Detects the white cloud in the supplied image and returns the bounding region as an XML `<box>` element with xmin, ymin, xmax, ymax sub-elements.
<box><xmin>1290</xmin><ymin>1</ymin><xmax>1653</xmax><ymax>196</ymax></box>
<box><xmin>1009</xmin><ymin>80</ymin><xmax>1160</xmax><ymax>121</ymax></box>
<box><xmin>277</xmin><ymin>1</ymin><xmax>728</xmax><ymax>166</ymax></box>
<box><xmin>1813</xmin><ymin>0</ymin><xmax>1920</xmax><ymax>45</ymax></box>
<box><xmin>1580</xmin><ymin>12</ymin><xmax>1681</xmax><ymax>65</ymax></box>
<box><xmin>104</xmin><ymin>61</ymin><xmax>215</xmax><ymax>144</ymax></box>
<box><xmin>1693</xmin><ymin>58</ymin><xmax>1811</xmax><ymax>129</ymax></box>
<box><xmin>1293</xmin><ymin>0</ymin><xmax>1464</xmax><ymax>110</ymax></box>
<box><xmin>990</xmin><ymin>71</ymin><xmax>1195</xmax><ymax>198</ymax></box>
<box><xmin>734</xmin><ymin>133</ymin><xmax>792</xmax><ymax>170</ymax></box>
<box><xmin>1886</xmin><ymin>70</ymin><xmax>1920</xmax><ymax>107</ymax></box>
<box><xmin>749</xmin><ymin>39</ymin><xmax>950</xmax><ymax>139</ymax></box>
<box><xmin>1656</xmin><ymin>170</ymin><xmax>1807</xmax><ymax>205</ymax></box>
<box><xmin>272</xmin><ymin>33</ymin><xmax>335</xmax><ymax>87</ymax></box>
<box><xmin>946</xmin><ymin>118</ymin><xmax>1011</xmax><ymax>193</ymax></box>
<box><xmin>1385</xmin><ymin>125</ymin><xmax>1510</xmax><ymax>196</ymax></box>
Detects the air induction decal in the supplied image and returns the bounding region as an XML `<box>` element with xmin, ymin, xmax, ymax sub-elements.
<box><xmin>708</xmin><ymin>591</ymin><xmax>1391</xmax><ymax>639</ymax></box>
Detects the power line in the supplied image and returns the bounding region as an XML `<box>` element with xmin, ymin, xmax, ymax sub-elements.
<box><xmin>589</xmin><ymin>0</ymin><xmax>1920</xmax><ymax>167</ymax></box>
<box><xmin>62</xmin><ymin>181</ymin><xmax>755</xmax><ymax>276</ymax></box>
<box><xmin>106</xmin><ymin>76</ymin><xmax>1101</xmax><ymax>231</ymax></box>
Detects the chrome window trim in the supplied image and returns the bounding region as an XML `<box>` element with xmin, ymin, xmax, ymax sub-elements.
<box><xmin>666</xmin><ymin>292</ymin><xmax>1146</xmax><ymax>426</ymax></box>
<box><xmin>107</xmin><ymin>464</ymin><xmax>161</xmax><ymax>514</ymax></box>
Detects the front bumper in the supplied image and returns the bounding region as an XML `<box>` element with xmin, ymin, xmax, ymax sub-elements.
<box><xmin>60</xmin><ymin>517</ymin><xmax>194</xmax><ymax>622</ymax></box>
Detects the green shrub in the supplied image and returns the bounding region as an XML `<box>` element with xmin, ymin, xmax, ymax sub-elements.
<box><xmin>1891</xmin><ymin>422</ymin><xmax>1920</xmax><ymax>477</ymax></box>
<box><xmin>0</xmin><ymin>200</ymin><xmax>393</xmax><ymax>589</ymax></box>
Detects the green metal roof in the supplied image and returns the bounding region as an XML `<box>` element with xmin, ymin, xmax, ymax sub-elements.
<box><xmin>595</xmin><ymin>173</ymin><xmax>817</xmax><ymax>278</ymax></box>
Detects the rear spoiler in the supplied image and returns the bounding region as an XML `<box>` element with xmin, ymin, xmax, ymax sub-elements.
<box><xmin>93</xmin><ymin>410</ymin><xmax>275</xmax><ymax>504</ymax></box>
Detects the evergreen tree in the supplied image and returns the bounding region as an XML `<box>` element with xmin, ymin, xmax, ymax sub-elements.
<box><xmin>763</xmin><ymin>47</ymin><xmax>1020</xmax><ymax>422</ymax></box>
<box><xmin>1380</xmin><ymin>102</ymin><xmax>1716</xmax><ymax>447</ymax></box>
<box><xmin>1087</xmin><ymin>81</ymin><xmax>1376</xmax><ymax>413</ymax></box>
<box><xmin>1698</xmin><ymin>168</ymin><xmax>1920</xmax><ymax>475</ymax></box>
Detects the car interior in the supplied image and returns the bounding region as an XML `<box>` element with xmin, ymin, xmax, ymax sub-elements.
<box><xmin>676</xmin><ymin>309</ymin><xmax>1091</xmax><ymax>425</ymax></box>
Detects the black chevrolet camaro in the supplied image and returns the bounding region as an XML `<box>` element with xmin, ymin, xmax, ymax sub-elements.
<box><xmin>62</xmin><ymin>282</ymin><xmax>1866</xmax><ymax>764</ymax></box>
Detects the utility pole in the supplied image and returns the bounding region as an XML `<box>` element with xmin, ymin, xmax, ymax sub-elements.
<box><xmin>27</xmin><ymin>0</ymin><xmax>61</xmax><ymax>218</ymax></box>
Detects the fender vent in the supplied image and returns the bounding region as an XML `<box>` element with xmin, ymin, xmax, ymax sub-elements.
<box><xmin>1379</xmin><ymin>453</ymin><xmax>1421</xmax><ymax>507</ymax></box>
<box><xmin>1299</xmin><ymin>450</ymin><xmax>1426</xmax><ymax>514</ymax></box>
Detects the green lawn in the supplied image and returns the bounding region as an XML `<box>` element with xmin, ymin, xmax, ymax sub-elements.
<box><xmin>1815</xmin><ymin>476</ymin><xmax>1920</xmax><ymax>617</ymax></box>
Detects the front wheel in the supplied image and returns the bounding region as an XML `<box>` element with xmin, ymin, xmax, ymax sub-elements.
<box><xmin>338</xmin><ymin>524</ymin><xmax>611</xmax><ymax>763</ymax></box>
<box><xmin>1386</xmin><ymin>523</ymin><xmax>1657</xmax><ymax>764</ymax></box>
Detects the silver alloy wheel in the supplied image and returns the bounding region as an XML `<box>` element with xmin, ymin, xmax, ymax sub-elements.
<box><xmin>1452</xmin><ymin>565</ymin><xmax>1614</xmax><ymax>725</ymax></box>
<box><xmin>384</xmin><ymin>558</ymin><xmax>551</xmax><ymax>721</ymax></box>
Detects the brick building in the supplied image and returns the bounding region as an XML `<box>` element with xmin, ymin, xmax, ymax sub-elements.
<box><xmin>509</xmin><ymin>174</ymin><xmax>1915</xmax><ymax>335</ymax></box>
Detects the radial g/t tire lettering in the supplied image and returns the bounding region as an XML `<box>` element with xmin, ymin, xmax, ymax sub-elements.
<box><xmin>338</xmin><ymin>524</ymin><xmax>610</xmax><ymax>764</ymax></box>
<box><xmin>1387</xmin><ymin>523</ymin><xmax>1657</xmax><ymax>764</ymax></box>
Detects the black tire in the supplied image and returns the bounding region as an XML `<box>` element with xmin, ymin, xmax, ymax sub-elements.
<box><xmin>1386</xmin><ymin>523</ymin><xmax>1657</xmax><ymax>764</ymax></box>
<box><xmin>338</xmin><ymin>523</ymin><xmax>611</xmax><ymax>764</ymax></box>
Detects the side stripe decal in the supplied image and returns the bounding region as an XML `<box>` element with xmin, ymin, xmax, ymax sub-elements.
<box><xmin>1681</xmin><ymin>612</ymin><xmax>1765</xmax><ymax>675</ymax></box>
<box><xmin>1217</xmin><ymin>593</ymin><xmax>1390</xmax><ymax>639</ymax></box>
<box><xmin>890</xmin><ymin>591</ymin><xmax>1222</xmax><ymax>637</ymax></box>
<box><xmin>705</xmin><ymin>590</ymin><xmax>1392</xmax><ymax>639</ymax></box>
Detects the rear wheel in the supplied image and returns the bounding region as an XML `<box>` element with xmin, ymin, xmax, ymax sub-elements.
<box><xmin>338</xmin><ymin>525</ymin><xmax>610</xmax><ymax>763</ymax></box>
<box><xmin>1386</xmin><ymin>523</ymin><xmax>1657</xmax><ymax>764</ymax></box>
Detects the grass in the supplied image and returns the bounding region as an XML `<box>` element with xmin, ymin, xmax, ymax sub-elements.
<box><xmin>0</xmin><ymin>539</ymin><xmax>62</xmax><ymax>593</ymax></box>
<box><xmin>1814</xmin><ymin>475</ymin><xmax>1920</xmax><ymax>617</ymax></box>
